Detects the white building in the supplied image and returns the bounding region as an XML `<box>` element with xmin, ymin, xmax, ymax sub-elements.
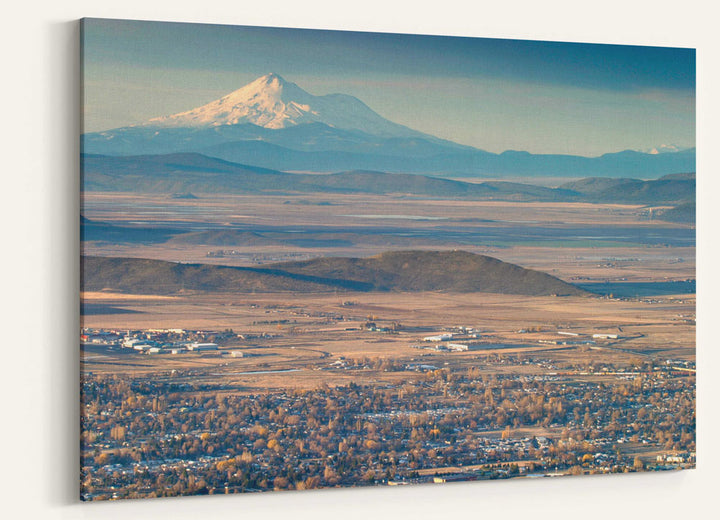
<box><xmin>423</xmin><ymin>334</ymin><xmax>453</xmax><ymax>342</ymax></box>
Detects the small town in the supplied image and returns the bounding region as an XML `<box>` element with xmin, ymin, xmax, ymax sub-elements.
<box><xmin>81</xmin><ymin>326</ymin><xmax>695</xmax><ymax>500</ymax></box>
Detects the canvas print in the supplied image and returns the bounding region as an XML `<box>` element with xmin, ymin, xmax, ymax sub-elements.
<box><xmin>80</xmin><ymin>18</ymin><xmax>696</xmax><ymax>501</ymax></box>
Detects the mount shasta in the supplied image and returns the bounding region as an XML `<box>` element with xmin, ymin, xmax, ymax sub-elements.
<box><xmin>83</xmin><ymin>73</ymin><xmax>694</xmax><ymax>178</ymax></box>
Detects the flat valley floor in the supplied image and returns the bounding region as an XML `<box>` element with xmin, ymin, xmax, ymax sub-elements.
<box><xmin>80</xmin><ymin>191</ymin><xmax>695</xmax><ymax>500</ymax></box>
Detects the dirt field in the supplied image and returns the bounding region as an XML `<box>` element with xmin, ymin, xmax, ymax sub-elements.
<box><xmin>81</xmin><ymin>289</ymin><xmax>695</xmax><ymax>391</ymax></box>
<box><xmin>81</xmin><ymin>191</ymin><xmax>695</xmax><ymax>391</ymax></box>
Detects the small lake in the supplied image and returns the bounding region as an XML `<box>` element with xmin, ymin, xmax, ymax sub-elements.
<box><xmin>81</xmin><ymin>303</ymin><xmax>143</xmax><ymax>316</ymax></box>
<box><xmin>577</xmin><ymin>280</ymin><xmax>695</xmax><ymax>297</ymax></box>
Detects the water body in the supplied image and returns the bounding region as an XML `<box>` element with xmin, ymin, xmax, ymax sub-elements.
<box><xmin>81</xmin><ymin>303</ymin><xmax>143</xmax><ymax>316</ymax></box>
<box><xmin>245</xmin><ymin>223</ymin><xmax>696</xmax><ymax>248</ymax></box>
<box><xmin>578</xmin><ymin>280</ymin><xmax>696</xmax><ymax>297</ymax></box>
<box><xmin>82</xmin><ymin>213</ymin><xmax>696</xmax><ymax>249</ymax></box>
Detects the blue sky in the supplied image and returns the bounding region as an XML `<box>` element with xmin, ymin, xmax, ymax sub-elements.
<box><xmin>81</xmin><ymin>18</ymin><xmax>695</xmax><ymax>156</ymax></box>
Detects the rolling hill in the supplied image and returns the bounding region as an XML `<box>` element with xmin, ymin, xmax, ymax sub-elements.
<box><xmin>82</xmin><ymin>152</ymin><xmax>695</xmax><ymax>205</ymax></box>
<box><xmin>559</xmin><ymin>173</ymin><xmax>695</xmax><ymax>204</ymax></box>
<box><xmin>81</xmin><ymin>152</ymin><xmax>294</xmax><ymax>193</ymax></box>
<box><xmin>82</xmin><ymin>251</ymin><xmax>589</xmax><ymax>296</ymax></box>
<box><xmin>81</xmin><ymin>152</ymin><xmax>581</xmax><ymax>200</ymax></box>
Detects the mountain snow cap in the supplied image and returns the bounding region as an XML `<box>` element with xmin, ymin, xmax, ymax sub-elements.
<box><xmin>143</xmin><ymin>73</ymin><xmax>423</xmax><ymax>138</ymax></box>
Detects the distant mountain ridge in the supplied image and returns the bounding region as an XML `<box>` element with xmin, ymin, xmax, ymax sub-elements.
<box><xmin>81</xmin><ymin>251</ymin><xmax>589</xmax><ymax>296</ymax></box>
<box><xmin>558</xmin><ymin>174</ymin><xmax>695</xmax><ymax>203</ymax></box>
<box><xmin>82</xmin><ymin>152</ymin><xmax>695</xmax><ymax>205</ymax></box>
<box><xmin>82</xmin><ymin>73</ymin><xmax>695</xmax><ymax>179</ymax></box>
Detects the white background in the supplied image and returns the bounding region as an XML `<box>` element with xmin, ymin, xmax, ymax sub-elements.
<box><xmin>1</xmin><ymin>1</ymin><xmax>717</xmax><ymax>518</ymax></box>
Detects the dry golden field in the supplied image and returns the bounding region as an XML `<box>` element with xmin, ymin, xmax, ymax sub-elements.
<box><xmin>81</xmin><ymin>191</ymin><xmax>695</xmax><ymax>392</ymax></box>
<box><xmin>81</xmin><ymin>289</ymin><xmax>695</xmax><ymax>392</ymax></box>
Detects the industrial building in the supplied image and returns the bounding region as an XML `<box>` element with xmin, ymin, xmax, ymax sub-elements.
<box><xmin>188</xmin><ymin>342</ymin><xmax>219</xmax><ymax>351</ymax></box>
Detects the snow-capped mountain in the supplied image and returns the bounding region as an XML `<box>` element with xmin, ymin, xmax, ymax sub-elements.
<box><xmin>146</xmin><ymin>73</ymin><xmax>423</xmax><ymax>139</ymax></box>
<box><xmin>640</xmin><ymin>144</ymin><xmax>693</xmax><ymax>155</ymax></box>
<box><xmin>82</xmin><ymin>73</ymin><xmax>696</xmax><ymax>178</ymax></box>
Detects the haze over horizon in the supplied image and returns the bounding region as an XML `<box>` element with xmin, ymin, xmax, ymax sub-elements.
<box><xmin>82</xmin><ymin>18</ymin><xmax>695</xmax><ymax>157</ymax></box>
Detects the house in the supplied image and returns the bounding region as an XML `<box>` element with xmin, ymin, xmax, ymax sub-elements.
<box><xmin>229</xmin><ymin>351</ymin><xmax>256</xmax><ymax>358</ymax></box>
